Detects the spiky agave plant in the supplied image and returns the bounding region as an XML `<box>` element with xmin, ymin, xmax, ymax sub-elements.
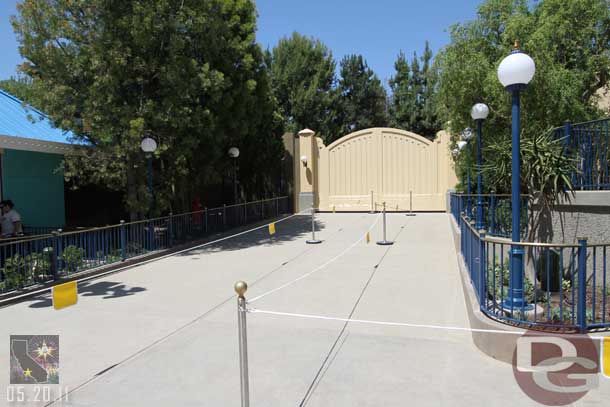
<box><xmin>483</xmin><ymin>129</ymin><xmax>577</xmax><ymax>242</ymax></box>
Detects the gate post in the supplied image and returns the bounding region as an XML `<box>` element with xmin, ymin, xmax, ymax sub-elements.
<box><xmin>296</xmin><ymin>128</ymin><xmax>317</xmax><ymax>212</ymax></box>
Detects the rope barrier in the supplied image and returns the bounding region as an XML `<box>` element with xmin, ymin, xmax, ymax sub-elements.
<box><xmin>247</xmin><ymin>213</ymin><xmax>382</xmax><ymax>303</ymax></box>
<box><xmin>2</xmin><ymin>209</ymin><xmax>311</xmax><ymax>305</ymax></box>
<box><xmin>246</xmin><ymin>308</ymin><xmax>609</xmax><ymax>340</ymax></box>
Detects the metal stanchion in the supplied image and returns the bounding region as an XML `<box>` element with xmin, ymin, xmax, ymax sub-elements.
<box><xmin>406</xmin><ymin>190</ymin><xmax>416</xmax><ymax>217</ymax></box>
<box><xmin>377</xmin><ymin>202</ymin><xmax>394</xmax><ymax>246</ymax></box>
<box><xmin>369</xmin><ymin>190</ymin><xmax>375</xmax><ymax>214</ymax></box>
<box><xmin>306</xmin><ymin>205</ymin><xmax>322</xmax><ymax>244</ymax></box>
<box><xmin>235</xmin><ymin>281</ymin><xmax>250</xmax><ymax>407</ymax></box>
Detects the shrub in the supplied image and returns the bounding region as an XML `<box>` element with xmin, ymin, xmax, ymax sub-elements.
<box><xmin>2</xmin><ymin>254</ymin><xmax>27</xmax><ymax>289</ymax></box>
<box><xmin>62</xmin><ymin>246</ymin><xmax>85</xmax><ymax>272</ymax></box>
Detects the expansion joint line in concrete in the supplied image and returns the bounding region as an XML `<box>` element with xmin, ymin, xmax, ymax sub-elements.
<box><xmin>6</xmin><ymin>209</ymin><xmax>313</xmax><ymax>307</ymax></box>
<box><xmin>296</xmin><ymin>218</ymin><xmax>409</xmax><ymax>407</ymax></box>
<box><xmin>41</xmin><ymin>210</ymin><xmax>339</xmax><ymax>407</ymax></box>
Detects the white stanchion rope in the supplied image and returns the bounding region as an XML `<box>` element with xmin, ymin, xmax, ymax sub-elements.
<box><xmin>2</xmin><ymin>208</ymin><xmax>311</xmax><ymax>303</ymax></box>
<box><xmin>247</xmin><ymin>213</ymin><xmax>382</xmax><ymax>303</ymax></box>
<box><xmin>246</xmin><ymin>308</ymin><xmax>609</xmax><ymax>339</ymax></box>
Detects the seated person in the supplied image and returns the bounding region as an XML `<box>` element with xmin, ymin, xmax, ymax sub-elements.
<box><xmin>1</xmin><ymin>200</ymin><xmax>23</xmax><ymax>237</ymax></box>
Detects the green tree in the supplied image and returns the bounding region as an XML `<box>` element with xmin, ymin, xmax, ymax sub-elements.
<box><xmin>13</xmin><ymin>0</ymin><xmax>283</xmax><ymax>219</ymax></box>
<box><xmin>266</xmin><ymin>32</ymin><xmax>338</xmax><ymax>141</ymax></box>
<box><xmin>335</xmin><ymin>54</ymin><xmax>388</xmax><ymax>140</ymax></box>
<box><xmin>436</xmin><ymin>0</ymin><xmax>610</xmax><ymax>193</ymax></box>
<box><xmin>0</xmin><ymin>75</ymin><xmax>35</xmax><ymax>102</ymax></box>
<box><xmin>389</xmin><ymin>42</ymin><xmax>441</xmax><ymax>138</ymax></box>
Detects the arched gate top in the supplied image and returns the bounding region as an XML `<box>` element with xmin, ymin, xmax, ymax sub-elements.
<box><xmin>325</xmin><ymin>127</ymin><xmax>433</xmax><ymax>151</ymax></box>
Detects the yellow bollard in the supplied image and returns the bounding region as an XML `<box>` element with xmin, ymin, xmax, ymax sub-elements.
<box><xmin>52</xmin><ymin>281</ymin><xmax>78</xmax><ymax>310</ymax></box>
<box><xmin>366</xmin><ymin>231</ymin><xmax>371</xmax><ymax>244</ymax></box>
<box><xmin>333</xmin><ymin>206</ymin><xmax>336</xmax><ymax>213</ymax></box>
<box><xmin>268</xmin><ymin>223</ymin><xmax>276</xmax><ymax>235</ymax></box>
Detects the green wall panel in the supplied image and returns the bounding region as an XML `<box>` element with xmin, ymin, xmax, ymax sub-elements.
<box><xmin>2</xmin><ymin>149</ymin><xmax>65</xmax><ymax>227</ymax></box>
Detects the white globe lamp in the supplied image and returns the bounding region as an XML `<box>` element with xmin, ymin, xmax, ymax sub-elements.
<box><xmin>471</xmin><ymin>103</ymin><xmax>490</xmax><ymax>121</ymax></box>
<box><xmin>140</xmin><ymin>137</ymin><xmax>157</xmax><ymax>154</ymax></box>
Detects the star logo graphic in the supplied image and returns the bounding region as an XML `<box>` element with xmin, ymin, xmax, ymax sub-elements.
<box><xmin>24</xmin><ymin>368</ymin><xmax>32</xmax><ymax>378</ymax></box>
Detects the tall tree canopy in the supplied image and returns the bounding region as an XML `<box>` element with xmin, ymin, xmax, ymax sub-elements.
<box><xmin>334</xmin><ymin>54</ymin><xmax>389</xmax><ymax>142</ymax></box>
<box><xmin>12</xmin><ymin>0</ymin><xmax>283</xmax><ymax>218</ymax></box>
<box><xmin>0</xmin><ymin>75</ymin><xmax>35</xmax><ymax>102</ymax></box>
<box><xmin>436</xmin><ymin>0</ymin><xmax>610</xmax><ymax>192</ymax></box>
<box><xmin>266</xmin><ymin>32</ymin><xmax>338</xmax><ymax>141</ymax></box>
<box><xmin>389</xmin><ymin>42</ymin><xmax>441</xmax><ymax>138</ymax></box>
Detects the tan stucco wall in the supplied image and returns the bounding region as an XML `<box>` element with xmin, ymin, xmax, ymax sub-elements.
<box><xmin>306</xmin><ymin>128</ymin><xmax>457</xmax><ymax>212</ymax></box>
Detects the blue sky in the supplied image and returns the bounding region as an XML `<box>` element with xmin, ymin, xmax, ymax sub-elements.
<box><xmin>1</xmin><ymin>0</ymin><xmax>483</xmax><ymax>86</ymax></box>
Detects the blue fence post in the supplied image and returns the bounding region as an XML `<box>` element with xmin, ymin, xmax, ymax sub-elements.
<box><xmin>168</xmin><ymin>212</ymin><xmax>174</xmax><ymax>248</ymax></box>
<box><xmin>223</xmin><ymin>204</ymin><xmax>227</xmax><ymax>230</ymax></box>
<box><xmin>469</xmin><ymin>224</ymin><xmax>472</xmax><ymax>273</ymax></box>
<box><xmin>564</xmin><ymin>120</ymin><xmax>572</xmax><ymax>149</ymax></box>
<box><xmin>51</xmin><ymin>231</ymin><xmax>59</xmax><ymax>279</ymax></box>
<box><xmin>490</xmin><ymin>193</ymin><xmax>495</xmax><ymax>236</ymax></box>
<box><xmin>204</xmin><ymin>207</ymin><xmax>208</xmax><ymax>233</ymax></box>
<box><xmin>120</xmin><ymin>220</ymin><xmax>126</xmax><ymax>261</ymax></box>
<box><xmin>577</xmin><ymin>237</ymin><xmax>588</xmax><ymax>333</ymax></box>
<box><xmin>149</xmin><ymin>219</ymin><xmax>155</xmax><ymax>251</ymax></box>
<box><xmin>57</xmin><ymin>229</ymin><xmax>63</xmax><ymax>274</ymax></box>
<box><xmin>479</xmin><ymin>229</ymin><xmax>486</xmax><ymax>308</ymax></box>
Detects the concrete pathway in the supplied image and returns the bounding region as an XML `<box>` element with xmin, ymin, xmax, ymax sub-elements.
<box><xmin>1</xmin><ymin>213</ymin><xmax>608</xmax><ymax>406</ymax></box>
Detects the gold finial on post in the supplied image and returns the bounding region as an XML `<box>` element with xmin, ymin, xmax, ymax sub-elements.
<box><xmin>234</xmin><ymin>281</ymin><xmax>248</xmax><ymax>298</ymax></box>
<box><xmin>514</xmin><ymin>39</ymin><xmax>519</xmax><ymax>50</ymax></box>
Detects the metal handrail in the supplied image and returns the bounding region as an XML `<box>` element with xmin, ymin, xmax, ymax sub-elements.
<box><xmin>552</xmin><ymin>117</ymin><xmax>610</xmax><ymax>129</ymax></box>
<box><xmin>0</xmin><ymin>196</ymin><xmax>288</xmax><ymax>244</ymax></box>
<box><xmin>450</xmin><ymin>193</ymin><xmax>528</xmax><ymax>198</ymax></box>
<box><xmin>461</xmin><ymin>215</ymin><xmax>582</xmax><ymax>248</ymax></box>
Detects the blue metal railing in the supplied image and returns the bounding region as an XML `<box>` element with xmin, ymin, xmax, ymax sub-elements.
<box><xmin>552</xmin><ymin>118</ymin><xmax>610</xmax><ymax>190</ymax></box>
<box><xmin>0</xmin><ymin>196</ymin><xmax>290</xmax><ymax>294</ymax></box>
<box><xmin>458</xmin><ymin>213</ymin><xmax>610</xmax><ymax>332</ymax></box>
<box><xmin>22</xmin><ymin>226</ymin><xmax>62</xmax><ymax>236</ymax></box>
<box><xmin>450</xmin><ymin>193</ymin><xmax>528</xmax><ymax>238</ymax></box>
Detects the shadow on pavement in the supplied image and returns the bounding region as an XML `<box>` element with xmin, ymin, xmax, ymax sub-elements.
<box><xmin>26</xmin><ymin>281</ymin><xmax>147</xmax><ymax>308</ymax></box>
<box><xmin>178</xmin><ymin>215</ymin><xmax>326</xmax><ymax>255</ymax></box>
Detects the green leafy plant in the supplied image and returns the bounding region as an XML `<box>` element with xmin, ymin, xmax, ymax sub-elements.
<box><xmin>551</xmin><ymin>306</ymin><xmax>573</xmax><ymax>322</ymax></box>
<box><xmin>62</xmin><ymin>246</ymin><xmax>85</xmax><ymax>273</ymax></box>
<box><xmin>126</xmin><ymin>242</ymin><xmax>144</xmax><ymax>256</ymax></box>
<box><xmin>483</xmin><ymin>130</ymin><xmax>577</xmax><ymax>242</ymax></box>
<box><xmin>97</xmin><ymin>250</ymin><xmax>122</xmax><ymax>265</ymax></box>
<box><xmin>487</xmin><ymin>263</ymin><xmax>535</xmax><ymax>303</ymax></box>
<box><xmin>2</xmin><ymin>254</ymin><xmax>27</xmax><ymax>289</ymax></box>
<box><xmin>28</xmin><ymin>251</ymin><xmax>52</xmax><ymax>281</ymax></box>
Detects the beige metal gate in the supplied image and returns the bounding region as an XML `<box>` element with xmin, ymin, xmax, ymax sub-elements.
<box><xmin>312</xmin><ymin>128</ymin><xmax>456</xmax><ymax>211</ymax></box>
